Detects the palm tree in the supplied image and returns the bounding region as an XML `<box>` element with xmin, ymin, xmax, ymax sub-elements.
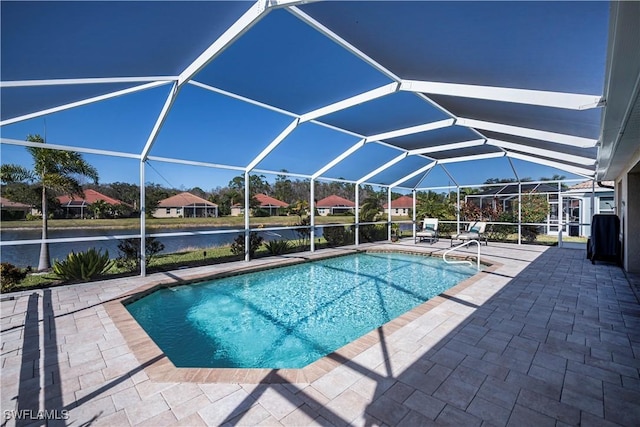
<box><xmin>360</xmin><ymin>192</ymin><xmax>385</xmax><ymax>222</ymax></box>
<box><xmin>0</xmin><ymin>135</ymin><xmax>98</xmax><ymax>270</ymax></box>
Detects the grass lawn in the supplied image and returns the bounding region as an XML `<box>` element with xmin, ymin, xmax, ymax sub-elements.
<box><xmin>0</xmin><ymin>215</ymin><xmax>377</xmax><ymax>230</ymax></box>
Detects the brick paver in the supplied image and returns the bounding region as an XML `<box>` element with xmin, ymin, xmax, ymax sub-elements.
<box><xmin>1</xmin><ymin>242</ymin><xmax>639</xmax><ymax>426</ymax></box>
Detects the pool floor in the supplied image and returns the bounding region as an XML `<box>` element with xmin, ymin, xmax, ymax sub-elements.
<box><xmin>125</xmin><ymin>252</ymin><xmax>477</xmax><ymax>369</ymax></box>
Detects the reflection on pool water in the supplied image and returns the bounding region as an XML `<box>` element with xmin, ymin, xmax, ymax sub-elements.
<box><xmin>125</xmin><ymin>252</ymin><xmax>477</xmax><ymax>368</ymax></box>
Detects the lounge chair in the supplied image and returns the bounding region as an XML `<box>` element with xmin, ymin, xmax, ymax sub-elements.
<box><xmin>416</xmin><ymin>218</ymin><xmax>438</xmax><ymax>244</ymax></box>
<box><xmin>451</xmin><ymin>221</ymin><xmax>487</xmax><ymax>246</ymax></box>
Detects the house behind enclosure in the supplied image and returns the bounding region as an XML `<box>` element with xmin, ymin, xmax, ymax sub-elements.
<box><xmin>0</xmin><ymin>196</ymin><xmax>32</xmax><ymax>220</ymax></box>
<box><xmin>230</xmin><ymin>193</ymin><xmax>288</xmax><ymax>216</ymax></box>
<box><xmin>153</xmin><ymin>192</ymin><xmax>218</xmax><ymax>218</ymax></box>
<box><xmin>57</xmin><ymin>189</ymin><xmax>128</xmax><ymax>219</ymax></box>
<box><xmin>383</xmin><ymin>195</ymin><xmax>413</xmax><ymax>217</ymax></box>
<box><xmin>316</xmin><ymin>195</ymin><xmax>355</xmax><ymax>216</ymax></box>
<box><xmin>464</xmin><ymin>183</ymin><xmax>563</xmax><ymax>235</ymax></box>
<box><xmin>563</xmin><ymin>181</ymin><xmax>615</xmax><ymax>237</ymax></box>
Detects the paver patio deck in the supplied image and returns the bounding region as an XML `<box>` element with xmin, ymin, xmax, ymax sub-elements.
<box><xmin>1</xmin><ymin>241</ymin><xmax>639</xmax><ymax>426</ymax></box>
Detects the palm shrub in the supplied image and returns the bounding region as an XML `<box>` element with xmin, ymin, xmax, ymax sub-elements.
<box><xmin>1</xmin><ymin>263</ymin><xmax>27</xmax><ymax>292</ymax></box>
<box><xmin>53</xmin><ymin>248</ymin><xmax>113</xmax><ymax>282</ymax></box>
<box><xmin>230</xmin><ymin>232</ymin><xmax>264</xmax><ymax>258</ymax></box>
<box><xmin>265</xmin><ymin>239</ymin><xmax>290</xmax><ymax>255</ymax></box>
<box><xmin>116</xmin><ymin>237</ymin><xmax>165</xmax><ymax>271</ymax></box>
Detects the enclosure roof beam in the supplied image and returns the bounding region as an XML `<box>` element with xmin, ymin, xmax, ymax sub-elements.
<box><xmin>357</xmin><ymin>152</ymin><xmax>408</xmax><ymax>184</ymax></box>
<box><xmin>400</xmin><ymin>80</ymin><xmax>603</xmax><ymax>110</ymax></box>
<box><xmin>365</xmin><ymin>118</ymin><xmax>455</xmax><ymax>142</ymax></box>
<box><xmin>300</xmin><ymin>82</ymin><xmax>398</xmax><ymax>123</ymax></box>
<box><xmin>177</xmin><ymin>0</ymin><xmax>269</xmax><ymax>87</ymax></box>
<box><xmin>389</xmin><ymin>161</ymin><xmax>437</xmax><ymax>188</ymax></box>
<box><xmin>1</xmin><ymin>137</ymin><xmax>141</xmax><ymax>159</ymax></box>
<box><xmin>0</xmin><ymin>76</ymin><xmax>178</xmax><ymax>88</ymax></box>
<box><xmin>312</xmin><ymin>138</ymin><xmax>367</xmax><ymax>179</ymax></box>
<box><xmin>246</xmin><ymin>118</ymin><xmax>300</xmax><ymax>171</ymax></box>
<box><xmin>438</xmin><ymin>151</ymin><xmax>506</xmax><ymax>164</ymax></box>
<box><xmin>141</xmin><ymin>82</ymin><xmax>179</xmax><ymax>161</ymax></box>
<box><xmin>505</xmin><ymin>151</ymin><xmax>595</xmax><ymax>178</ymax></box>
<box><xmin>487</xmin><ymin>138</ymin><xmax>596</xmax><ymax>166</ymax></box>
<box><xmin>438</xmin><ymin>164</ymin><xmax>459</xmax><ymax>187</ymax></box>
<box><xmin>408</xmin><ymin>138</ymin><xmax>485</xmax><ymax>155</ymax></box>
<box><xmin>0</xmin><ymin>81</ymin><xmax>170</xmax><ymax>127</ymax></box>
<box><xmin>457</xmin><ymin>118</ymin><xmax>598</xmax><ymax>148</ymax></box>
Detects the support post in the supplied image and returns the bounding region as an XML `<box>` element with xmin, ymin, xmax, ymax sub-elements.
<box><xmin>558</xmin><ymin>181</ymin><xmax>563</xmax><ymax>247</ymax></box>
<box><xmin>140</xmin><ymin>161</ymin><xmax>146</xmax><ymax>276</ymax></box>
<box><xmin>590</xmin><ymin>179</ymin><xmax>595</xmax><ymax>237</ymax></box>
<box><xmin>355</xmin><ymin>185</ymin><xmax>360</xmax><ymax>246</ymax></box>
<box><xmin>388</xmin><ymin>187</ymin><xmax>392</xmax><ymax>241</ymax></box>
<box><xmin>412</xmin><ymin>190</ymin><xmax>417</xmax><ymax>242</ymax></box>
<box><xmin>456</xmin><ymin>186</ymin><xmax>461</xmax><ymax>234</ymax></box>
<box><xmin>244</xmin><ymin>171</ymin><xmax>250</xmax><ymax>262</ymax></box>
<box><xmin>310</xmin><ymin>179</ymin><xmax>315</xmax><ymax>252</ymax></box>
<box><xmin>518</xmin><ymin>182</ymin><xmax>522</xmax><ymax>245</ymax></box>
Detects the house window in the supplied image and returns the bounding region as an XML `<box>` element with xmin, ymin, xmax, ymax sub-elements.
<box><xmin>166</xmin><ymin>208</ymin><xmax>171</xmax><ymax>214</ymax></box>
<box><xmin>599</xmin><ymin>197</ymin><xmax>614</xmax><ymax>213</ymax></box>
<box><xmin>176</xmin><ymin>208</ymin><xmax>182</xmax><ymax>214</ymax></box>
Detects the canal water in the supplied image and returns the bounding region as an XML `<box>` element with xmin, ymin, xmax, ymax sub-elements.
<box><xmin>0</xmin><ymin>226</ymin><xmax>304</xmax><ymax>268</ymax></box>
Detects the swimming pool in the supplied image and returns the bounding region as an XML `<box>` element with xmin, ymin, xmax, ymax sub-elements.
<box><xmin>125</xmin><ymin>252</ymin><xmax>477</xmax><ymax>369</ymax></box>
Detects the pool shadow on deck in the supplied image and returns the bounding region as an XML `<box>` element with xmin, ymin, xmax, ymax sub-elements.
<box><xmin>220</xmin><ymin>247</ymin><xmax>640</xmax><ymax>426</ymax></box>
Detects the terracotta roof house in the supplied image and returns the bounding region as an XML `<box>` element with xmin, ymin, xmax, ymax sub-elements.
<box><xmin>383</xmin><ymin>195</ymin><xmax>413</xmax><ymax>216</ymax></box>
<box><xmin>0</xmin><ymin>196</ymin><xmax>32</xmax><ymax>220</ymax></box>
<box><xmin>231</xmin><ymin>193</ymin><xmax>288</xmax><ymax>216</ymax></box>
<box><xmin>316</xmin><ymin>195</ymin><xmax>355</xmax><ymax>216</ymax></box>
<box><xmin>57</xmin><ymin>189</ymin><xmax>127</xmax><ymax>219</ymax></box>
<box><xmin>154</xmin><ymin>192</ymin><xmax>218</xmax><ymax>218</ymax></box>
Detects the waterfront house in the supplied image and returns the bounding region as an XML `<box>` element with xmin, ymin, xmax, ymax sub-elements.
<box><xmin>153</xmin><ymin>192</ymin><xmax>218</xmax><ymax>218</ymax></box>
<box><xmin>316</xmin><ymin>195</ymin><xmax>355</xmax><ymax>216</ymax></box>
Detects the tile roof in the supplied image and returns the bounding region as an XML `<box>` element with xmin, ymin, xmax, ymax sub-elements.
<box><xmin>316</xmin><ymin>195</ymin><xmax>355</xmax><ymax>208</ymax></box>
<box><xmin>255</xmin><ymin>193</ymin><xmax>288</xmax><ymax>208</ymax></box>
<box><xmin>383</xmin><ymin>195</ymin><xmax>413</xmax><ymax>209</ymax></box>
<box><xmin>57</xmin><ymin>189</ymin><xmax>125</xmax><ymax>206</ymax></box>
<box><xmin>0</xmin><ymin>196</ymin><xmax>31</xmax><ymax>209</ymax></box>
<box><xmin>569</xmin><ymin>180</ymin><xmax>614</xmax><ymax>190</ymax></box>
<box><xmin>157</xmin><ymin>192</ymin><xmax>217</xmax><ymax>208</ymax></box>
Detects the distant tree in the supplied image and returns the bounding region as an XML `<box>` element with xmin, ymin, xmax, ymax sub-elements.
<box><xmin>145</xmin><ymin>184</ymin><xmax>175</xmax><ymax>218</ymax></box>
<box><xmin>274</xmin><ymin>171</ymin><xmax>294</xmax><ymax>203</ymax></box>
<box><xmin>0</xmin><ymin>134</ymin><xmax>98</xmax><ymax>270</ymax></box>
<box><xmin>189</xmin><ymin>186</ymin><xmax>207</xmax><ymax>199</ymax></box>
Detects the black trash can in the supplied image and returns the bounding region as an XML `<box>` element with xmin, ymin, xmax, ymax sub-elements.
<box><xmin>569</xmin><ymin>225</ymin><xmax>579</xmax><ymax>237</ymax></box>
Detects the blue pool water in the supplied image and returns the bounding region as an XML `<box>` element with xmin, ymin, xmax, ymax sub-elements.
<box><xmin>125</xmin><ymin>252</ymin><xmax>477</xmax><ymax>368</ymax></box>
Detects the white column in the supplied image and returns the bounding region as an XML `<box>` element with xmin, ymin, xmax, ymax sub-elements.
<box><xmin>412</xmin><ymin>190</ymin><xmax>417</xmax><ymax>242</ymax></box>
<box><xmin>310</xmin><ymin>179</ymin><xmax>315</xmax><ymax>252</ymax></box>
<box><xmin>244</xmin><ymin>171</ymin><xmax>250</xmax><ymax>262</ymax></box>
<box><xmin>456</xmin><ymin>186</ymin><xmax>461</xmax><ymax>234</ymax></box>
<box><xmin>558</xmin><ymin>181</ymin><xmax>563</xmax><ymax>247</ymax></box>
<box><xmin>387</xmin><ymin>187</ymin><xmax>392</xmax><ymax>241</ymax></box>
<box><xmin>140</xmin><ymin>161</ymin><xmax>146</xmax><ymax>276</ymax></box>
<box><xmin>355</xmin><ymin>185</ymin><xmax>360</xmax><ymax>246</ymax></box>
<box><xmin>518</xmin><ymin>182</ymin><xmax>522</xmax><ymax>245</ymax></box>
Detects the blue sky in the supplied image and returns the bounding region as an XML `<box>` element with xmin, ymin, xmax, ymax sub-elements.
<box><xmin>1</xmin><ymin>2</ymin><xmax>609</xmax><ymax>193</ymax></box>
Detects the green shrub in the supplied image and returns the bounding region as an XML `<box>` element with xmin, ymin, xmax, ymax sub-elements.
<box><xmin>359</xmin><ymin>224</ymin><xmax>387</xmax><ymax>243</ymax></box>
<box><xmin>115</xmin><ymin>237</ymin><xmax>165</xmax><ymax>272</ymax></box>
<box><xmin>265</xmin><ymin>239</ymin><xmax>290</xmax><ymax>255</ymax></box>
<box><xmin>53</xmin><ymin>249</ymin><xmax>113</xmax><ymax>282</ymax></box>
<box><xmin>25</xmin><ymin>213</ymin><xmax>41</xmax><ymax>221</ymax></box>
<box><xmin>323</xmin><ymin>226</ymin><xmax>347</xmax><ymax>246</ymax></box>
<box><xmin>1</xmin><ymin>263</ymin><xmax>27</xmax><ymax>292</ymax></box>
<box><xmin>230</xmin><ymin>232</ymin><xmax>264</xmax><ymax>258</ymax></box>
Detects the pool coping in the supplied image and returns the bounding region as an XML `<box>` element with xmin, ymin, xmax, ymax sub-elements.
<box><xmin>105</xmin><ymin>248</ymin><xmax>501</xmax><ymax>384</ymax></box>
